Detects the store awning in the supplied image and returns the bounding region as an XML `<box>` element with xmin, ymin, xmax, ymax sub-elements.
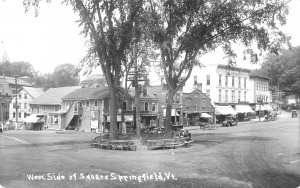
<box><xmin>235</xmin><ymin>105</ymin><xmax>255</xmax><ymax>113</ymax></box>
<box><xmin>255</xmin><ymin>104</ymin><xmax>268</xmax><ymax>111</ymax></box>
<box><xmin>200</xmin><ymin>113</ymin><xmax>212</xmax><ymax>118</ymax></box>
<box><xmin>263</xmin><ymin>104</ymin><xmax>274</xmax><ymax>111</ymax></box>
<box><xmin>24</xmin><ymin>114</ymin><xmax>44</xmax><ymax>123</ymax></box>
<box><xmin>163</xmin><ymin>109</ymin><xmax>180</xmax><ymax>117</ymax></box>
<box><xmin>215</xmin><ymin>105</ymin><xmax>237</xmax><ymax>115</ymax></box>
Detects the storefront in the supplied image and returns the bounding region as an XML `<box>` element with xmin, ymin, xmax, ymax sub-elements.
<box><xmin>215</xmin><ymin>105</ymin><xmax>237</xmax><ymax>123</ymax></box>
<box><xmin>235</xmin><ymin>104</ymin><xmax>255</xmax><ymax>121</ymax></box>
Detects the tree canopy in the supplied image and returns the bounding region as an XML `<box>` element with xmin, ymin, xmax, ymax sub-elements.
<box><xmin>254</xmin><ymin>47</ymin><xmax>300</xmax><ymax>96</ymax></box>
<box><xmin>0</xmin><ymin>60</ymin><xmax>36</xmax><ymax>78</ymax></box>
<box><xmin>145</xmin><ymin>0</ymin><xmax>291</xmax><ymax>136</ymax></box>
<box><xmin>52</xmin><ymin>63</ymin><xmax>79</xmax><ymax>87</ymax></box>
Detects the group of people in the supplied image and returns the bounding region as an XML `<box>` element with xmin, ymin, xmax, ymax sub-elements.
<box><xmin>179</xmin><ymin>129</ymin><xmax>192</xmax><ymax>142</ymax></box>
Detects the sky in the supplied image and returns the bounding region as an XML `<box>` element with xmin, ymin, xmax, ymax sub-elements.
<box><xmin>0</xmin><ymin>0</ymin><xmax>300</xmax><ymax>79</ymax></box>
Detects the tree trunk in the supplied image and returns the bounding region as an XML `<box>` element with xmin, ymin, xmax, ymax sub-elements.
<box><xmin>108</xmin><ymin>86</ymin><xmax>118</xmax><ymax>139</ymax></box>
<box><xmin>165</xmin><ymin>90</ymin><xmax>174</xmax><ymax>138</ymax></box>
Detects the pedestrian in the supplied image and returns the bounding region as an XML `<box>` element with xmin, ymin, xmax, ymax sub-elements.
<box><xmin>0</xmin><ymin>121</ymin><xmax>3</xmax><ymax>133</ymax></box>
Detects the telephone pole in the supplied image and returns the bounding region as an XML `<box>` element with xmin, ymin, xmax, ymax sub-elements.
<box><xmin>126</xmin><ymin>47</ymin><xmax>147</xmax><ymax>136</ymax></box>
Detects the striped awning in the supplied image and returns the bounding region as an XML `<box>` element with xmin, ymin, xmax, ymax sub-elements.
<box><xmin>215</xmin><ymin>105</ymin><xmax>237</xmax><ymax>115</ymax></box>
<box><xmin>235</xmin><ymin>105</ymin><xmax>255</xmax><ymax>113</ymax></box>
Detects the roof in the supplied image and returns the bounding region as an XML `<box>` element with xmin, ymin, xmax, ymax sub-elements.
<box><xmin>0</xmin><ymin>76</ymin><xmax>33</xmax><ymax>86</ymax></box>
<box><xmin>21</xmin><ymin>87</ymin><xmax>44</xmax><ymax>99</ymax></box>
<box><xmin>217</xmin><ymin>64</ymin><xmax>251</xmax><ymax>73</ymax></box>
<box><xmin>249</xmin><ymin>74</ymin><xmax>270</xmax><ymax>81</ymax></box>
<box><xmin>62</xmin><ymin>87</ymin><xmax>133</xmax><ymax>101</ymax></box>
<box><xmin>30</xmin><ymin>86</ymin><xmax>82</xmax><ymax>105</ymax></box>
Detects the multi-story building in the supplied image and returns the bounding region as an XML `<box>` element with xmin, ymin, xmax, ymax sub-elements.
<box><xmin>249</xmin><ymin>75</ymin><xmax>273</xmax><ymax>112</ymax></box>
<box><xmin>0</xmin><ymin>76</ymin><xmax>33</xmax><ymax>122</ymax></box>
<box><xmin>62</xmin><ymin>87</ymin><xmax>134</xmax><ymax>132</ymax></box>
<box><xmin>9</xmin><ymin>87</ymin><xmax>44</xmax><ymax>122</ymax></box>
<box><xmin>146</xmin><ymin>84</ymin><xmax>183</xmax><ymax>127</ymax></box>
<box><xmin>184</xmin><ymin>64</ymin><xmax>255</xmax><ymax>122</ymax></box>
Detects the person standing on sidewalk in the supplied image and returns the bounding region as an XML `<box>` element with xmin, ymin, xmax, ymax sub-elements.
<box><xmin>0</xmin><ymin>121</ymin><xmax>3</xmax><ymax>133</ymax></box>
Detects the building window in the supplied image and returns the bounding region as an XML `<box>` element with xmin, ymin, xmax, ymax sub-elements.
<box><xmin>232</xmin><ymin>76</ymin><xmax>235</xmax><ymax>87</ymax></box>
<box><xmin>94</xmin><ymin>100</ymin><xmax>98</xmax><ymax>107</ymax></box>
<box><xmin>13</xmin><ymin>112</ymin><xmax>16</xmax><ymax>118</ymax></box>
<box><xmin>231</xmin><ymin>90</ymin><xmax>235</xmax><ymax>102</ymax></box>
<box><xmin>19</xmin><ymin>93</ymin><xmax>22</xmax><ymax>99</ymax></box>
<box><xmin>79</xmin><ymin>102</ymin><xmax>82</xmax><ymax>108</ymax></box>
<box><xmin>123</xmin><ymin>101</ymin><xmax>127</xmax><ymax>111</ymax></box>
<box><xmin>145</xmin><ymin>102</ymin><xmax>149</xmax><ymax>111</ymax></box>
<box><xmin>24</xmin><ymin>103</ymin><xmax>27</xmax><ymax>109</ymax></box>
<box><xmin>74</xmin><ymin>103</ymin><xmax>78</xmax><ymax>112</ymax></box>
<box><xmin>218</xmin><ymin>89</ymin><xmax>222</xmax><ymax>102</ymax></box>
<box><xmin>202</xmin><ymin>101</ymin><xmax>206</xmax><ymax>108</ymax></box>
<box><xmin>238</xmin><ymin>77</ymin><xmax>241</xmax><ymax>88</ymax></box>
<box><xmin>206</xmin><ymin>90</ymin><xmax>210</xmax><ymax>98</ymax></box>
<box><xmin>152</xmin><ymin>103</ymin><xmax>156</xmax><ymax>111</ymax></box>
<box><xmin>266</xmin><ymin>96</ymin><xmax>268</xmax><ymax>102</ymax></box>
<box><xmin>206</xmin><ymin>75</ymin><xmax>210</xmax><ymax>86</ymax></box>
<box><xmin>24</xmin><ymin>93</ymin><xmax>27</xmax><ymax>99</ymax></box>
<box><xmin>244</xmin><ymin>91</ymin><xmax>247</xmax><ymax>101</ymax></box>
<box><xmin>219</xmin><ymin>75</ymin><xmax>222</xmax><ymax>86</ymax></box>
<box><xmin>19</xmin><ymin>112</ymin><xmax>21</xmax><ymax>118</ymax></box>
<box><xmin>238</xmin><ymin>91</ymin><xmax>241</xmax><ymax>101</ymax></box>
<box><xmin>86</xmin><ymin>101</ymin><xmax>89</xmax><ymax>107</ymax></box>
<box><xmin>225</xmin><ymin>75</ymin><xmax>228</xmax><ymax>86</ymax></box>
<box><xmin>244</xmin><ymin>78</ymin><xmax>247</xmax><ymax>88</ymax></box>
<box><xmin>225</xmin><ymin>90</ymin><xmax>228</xmax><ymax>102</ymax></box>
<box><xmin>194</xmin><ymin>76</ymin><xmax>197</xmax><ymax>85</ymax></box>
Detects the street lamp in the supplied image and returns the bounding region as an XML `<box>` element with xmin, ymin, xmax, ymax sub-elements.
<box><xmin>257</xmin><ymin>96</ymin><xmax>264</xmax><ymax>122</ymax></box>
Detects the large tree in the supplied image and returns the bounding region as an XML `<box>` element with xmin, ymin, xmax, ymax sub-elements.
<box><xmin>0</xmin><ymin>60</ymin><xmax>36</xmax><ymax>78</ymax></box>
<box><xmin>255</xmin><ymin>47</ymin><xmax>300</xmax><ymax>96</ymax></box>
<box><xmin>52</xmin><ymin>63</ymin><xmax>79</xmax><ymax>87</ymax></box>
<box><xmin>24</xmin><ymin>0</ymin><xmax>145</xmax><ymax>139</ymax></box>
<box><xmin>146</xmin><ymin>0</ymin><xmax>291</xmax><ymax>136</ymax></box>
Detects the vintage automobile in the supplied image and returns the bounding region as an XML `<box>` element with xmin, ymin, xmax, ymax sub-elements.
<box><xmin>222</xmin><ymin>116</ymin><xmax>238</xmax><ymax>127</ymax></box>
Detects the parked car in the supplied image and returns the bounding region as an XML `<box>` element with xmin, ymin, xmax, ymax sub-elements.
<box><xmin>222</xmin><ymin>116</ymin><xmax>238</xmax><ymax>127</ymax></box>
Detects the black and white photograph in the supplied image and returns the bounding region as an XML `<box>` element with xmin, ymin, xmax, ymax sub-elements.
<box><xmin>0</xmin><ymin>0</ymin><xmax>300</xmax><ymax>187</ymax></box>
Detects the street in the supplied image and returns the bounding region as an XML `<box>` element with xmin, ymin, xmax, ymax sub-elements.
<box><xmin>0</xmin><ymin>112</ymin><xmax>300</xmax><ymax>188</ymax></box>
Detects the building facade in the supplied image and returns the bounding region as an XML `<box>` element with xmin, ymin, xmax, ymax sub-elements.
<box><xmin>9</xmin><ymin>87</ymin><xmax>44</xmax><ymax>122</ymax></box>
<box><xmin>62</xmin><ymin>87</ymin><xmax>134</xmax><ymax>132</ymax></box>
<box><xmin>29</xmin><ymin>86</ymin><xmax>81</xmax><ymax>130</ymax></box>
<box><xmin>183</xmin><ymin>64</ymin><xmax>255</xmax><ymax>122</ymax></box>
<box><xmin>0</xmin><ymin>76</ymin><xmax>33</xmax><ymax>123</ymax></box>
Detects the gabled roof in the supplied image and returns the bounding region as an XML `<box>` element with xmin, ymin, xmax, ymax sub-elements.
<box><xmin>21</xmin><ymin>87</ymin><xmax>44</xmax><ymax>99</ymax></box>
<box><xmin>30</xmin><ymin>86</ymin><xmax>82</xmax><ymax>105</ymax></box>
<box><xmin>0</xmin><ymin>76</ymin><xmax>33</xmax><ymax>86</ymax></box>
<box><xmin>62</xmin><ymin>87</ymin><xmax>133</xmax><ymax>101</ymax></box>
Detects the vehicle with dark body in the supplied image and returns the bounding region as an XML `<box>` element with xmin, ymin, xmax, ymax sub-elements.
<box><xmin>221</xmin><ymin>116</ymin><xmax>238</xmax><ymax>127</ymax></box>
